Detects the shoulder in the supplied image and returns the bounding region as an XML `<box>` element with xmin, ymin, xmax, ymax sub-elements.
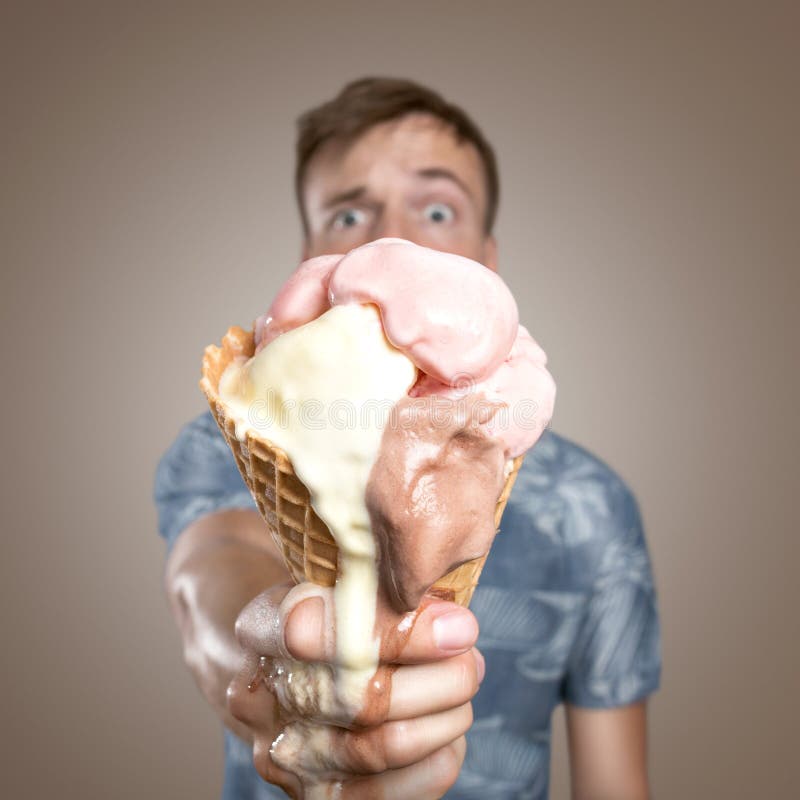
<box><xmin>154</xmin><ymin>410</ymin><xmax>241</xmax><ymax>491</ymax></box>
<box><xmin>153</xmin><ymin>410</ymin><xmax>255</xmax><ymax>549</ymax></box>
<box><xmin>508</xmin><ymin>429</ymin><xmax>650</xmax><ymax>589</ymax></box>
<box><xmin>515</xmin><ymin>433</ymin><xmax>661</xmax><ymax>706</ymax></box>
<box><xmin>156</xmin><ymin>410</ymin><xmax>230</xmax><ymax>468</ymax></box>
<box><xmin>513</xmin><ymin>428</ymin><xmax>643</xmax><ymax>539</ymax></box>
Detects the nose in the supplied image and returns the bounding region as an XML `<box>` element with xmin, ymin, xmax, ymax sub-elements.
<box><xmin>373</xmin><ymin>208</ymin><xmax>414</xmax><ymax>243</ymax></box>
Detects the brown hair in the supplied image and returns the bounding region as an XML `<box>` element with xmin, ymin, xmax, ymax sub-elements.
<box><xmin>295</xmin><ymin>77</ymin><xmax>500</xmax><ymax>236</ymax></box>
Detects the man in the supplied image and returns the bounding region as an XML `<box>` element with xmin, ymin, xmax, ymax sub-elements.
<box><xmin>155</xmin><ymin>77</ymin><xmax>660</xmax><ymax>799</ymax></box>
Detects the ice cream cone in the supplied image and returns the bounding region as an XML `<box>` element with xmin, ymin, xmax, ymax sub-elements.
<box><xmin>200</xmin><ymin>325</ymin><xmax>523</xmax><ymax>608</ymax></box>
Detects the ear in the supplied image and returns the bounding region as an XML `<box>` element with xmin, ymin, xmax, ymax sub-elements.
<box><xmin>483</xmin><ymin>235</ymin><xmax>498</xmax><ymax>272</ymax></box>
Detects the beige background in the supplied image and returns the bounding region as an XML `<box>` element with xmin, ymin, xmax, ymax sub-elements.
<box><xmin>2</xmin><ymin>2</ymin><xmax>797</xmax><ymax>798</ymax></box>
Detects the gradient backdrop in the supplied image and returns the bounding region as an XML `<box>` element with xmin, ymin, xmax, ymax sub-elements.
<box><xmin>3</xmin><ymin>2</ymin><xmax>797</xmax><ymax>798</ymax></box>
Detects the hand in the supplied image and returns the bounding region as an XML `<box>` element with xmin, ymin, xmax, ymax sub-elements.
<box><xmin>227</xmin><ymin>582</ymin><xmax>485</xmax><ymax>799</ymax></box>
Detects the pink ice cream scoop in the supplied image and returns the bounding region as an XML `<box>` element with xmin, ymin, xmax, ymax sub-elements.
<box><xmin>327</xmin><ymin>238</ymin><xmax>518</xmax><ymax>384</ymax></box>
<box><xmin>255</xmin><ymin>254</ymin><xmax>341</xmax><ymax>350</ymax></box>
<box><xmin>258</xmin><ymin>238</ymin><xmax>518</xmax><ymax>383</ymax></box>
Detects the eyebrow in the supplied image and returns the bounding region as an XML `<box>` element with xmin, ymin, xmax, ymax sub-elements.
<box><xmin>415</xmin><ymin>167</ymin><xmax>474</xmax><ymax>202</ymax></box>
<box><xmin>320</xmin><ymin>167</ymin><xmax>475</xmax><ymax>211</ymax></box>
<box><xmin>322</xmin><ymin>185</ymin><xmax>367</xmax><ymax>210</ymax></box>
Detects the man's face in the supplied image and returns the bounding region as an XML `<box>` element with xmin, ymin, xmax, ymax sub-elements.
<box><xmin>301</xmin><ymin>113</ymin><xmax>497</xmax><ymax>270</ymax></box>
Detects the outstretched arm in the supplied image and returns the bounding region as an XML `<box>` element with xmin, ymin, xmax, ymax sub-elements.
<box><xmin>164</xmin><ymin>508</ymin><xmax>287</xmax><ymax>740</ymax></box>
<box><xmin>164</xmin><ymin>507</ymin><xmax>484</xmax><ymax>797</ymax></box>
<box><xmin>565</xmin><ymin>701</ymin><xmax>650</xmax><ymax>800</ymax></box>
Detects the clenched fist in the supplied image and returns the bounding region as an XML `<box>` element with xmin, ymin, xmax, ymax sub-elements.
<box><xmin>228</xmin><ymin>582</ymin><xmax>485</xmax><ymax>799</ymax></box>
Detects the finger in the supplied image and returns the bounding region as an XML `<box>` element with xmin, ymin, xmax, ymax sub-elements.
<box><xmin>234</xmin><ymin>583</ymin><xmax>292</xmax><ymax>654</ymax></box>
<box><xmin>284</xmin><ymin>596</ymin><xmax>479</xmax><ymax>666</ymax></box>
<box><xmin>229</xmin><ymin>648</ymin><xmax>350</xmax><ymax>729</ymax></box>
<box><xmin>343</xmin><ymin>736</ymin><xmax>467</xmax><ymax>800</ymax></box>
<box><xmin>378</xmin><ymin>600</ymin><xmax>480</xmax><ymax>664</ymax></box>
<box><xmin>236</xmin><ymin>582</ymin><xmax>335</xmax><ymax>659</ymax></box>
<box><xmin>377</xmin><ymin>650</ymin><xmax>482</xmax><ymax>723</ymax></box>
<box><xmin>273</xmin><ymin>703</ymin><xmax>473</xmax><ymax>776</ymax></box>
<box><xmin>252</xmin><ymin>735</ymin><xmax>302</xmax><ymax>799</ymax></box>
<box><xmin>226</xmin><ymin>653</ymin><xmax>274</xmax><ymax>730</ymax></box>
<box><xmin>230</xmin><ymin>650</ymin><xmax>482</xmax><ymax>731</ymax></box>
<box><xmin>340</xmin><ymin>703</ymin><xmax>472</xmax><ymax>774</ymax></box>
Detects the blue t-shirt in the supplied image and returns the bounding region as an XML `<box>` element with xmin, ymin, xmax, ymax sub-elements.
<box><xmin>154</xmin><ymin>412</ymin><xmax>660</xmax><ymax>800</ymax></box>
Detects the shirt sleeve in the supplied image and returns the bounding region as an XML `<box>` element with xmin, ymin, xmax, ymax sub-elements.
<box><xmin>153</xmin><ymin>411</ymin><xmax>257</xmax><ymax>553</ymax></box>
<box><xmin>562</xmin><ymin>486</ymin><xmax>661</xmax><ymax>708</ymax></box>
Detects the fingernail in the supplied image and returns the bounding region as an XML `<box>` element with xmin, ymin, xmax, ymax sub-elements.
<box><xmin>433</xmin><ymin>609</ymin><xmax>478</xmax><ymax>651</ymax></box>
<box><xmin>473</xmin><ymin>649</ymin><xmax>486</xmax><ymax>683</ymax></box>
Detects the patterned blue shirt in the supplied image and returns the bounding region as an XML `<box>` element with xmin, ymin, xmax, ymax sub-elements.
<box><xmin>154</xmin><ymin>412</ymin><xmax>660</xmax><ymax>799</ymax></box>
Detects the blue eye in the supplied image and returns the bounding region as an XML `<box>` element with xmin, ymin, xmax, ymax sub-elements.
<box><xmin>332</xmin><ymin>208</ymin><xmax>365</xmax><ymax>230</ymax></box>
<box><xmin>423</xmin><ymin>202</ymin><xmax>455</xmax><ymax>224</ymax></box>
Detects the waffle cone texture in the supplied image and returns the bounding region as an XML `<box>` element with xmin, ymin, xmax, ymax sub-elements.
<box><xmin>200</xmin><ymin>325</ymin><xmax>523</xmax><ymax>608</ymax></box>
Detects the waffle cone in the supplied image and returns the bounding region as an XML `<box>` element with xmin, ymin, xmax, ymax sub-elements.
<box><xmin>200</xmin><ymin>325</ymin><xmax>523</xmax><ymax>608</ymax></box>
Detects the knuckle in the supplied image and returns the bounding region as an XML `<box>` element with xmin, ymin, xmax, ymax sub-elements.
<box><xmin>381</xmin><ymin>719</ymin><xmax>413</xmax><ymax>769</ymax></box>
<box><xmin>252</xmin><ymin>737</ymin><xmax>299</xmax><ymax>797</ymax></box>
<box><xmin>454</xmin><ymin>654</ymin><xmax>478</xmax><ymax>699</ymax></box>
<box><xmin>430</xmin><ymin>743</ymin><xmax>463</xmax><ymax>796</ymax></box>
<box><xmin>226</xmin><ymin>678</ymin><xmax>251</xmax><ymax>722</ymax></box>
<box><xmin>233</xmin><ymin>613</ymin><xmax>247</xmax><ymax>645</ymax></box>
<box><xmin>452</xmin><ymin>734</ymin><xmax>467</xmax><ymax>768</ymax></box>
<box><xmin>464</xmin><ymin>702</ymin><xmax>474</xmax><ymax>731</ymax></box>
<box><xmin>251</xmin><ymin>738</ymin><xmax>273</xmax><ymax>781</ymax></box>
<box><xmin>234</xmin><ymin>601</ymin><xmax>259</xmax><ymax>648</ymax></box>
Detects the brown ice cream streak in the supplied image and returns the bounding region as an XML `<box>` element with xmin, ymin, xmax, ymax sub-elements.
<box><xmin>366</xmin><ymin>392</ymin><xmax>508</xmax><ymax>613</ymax></box>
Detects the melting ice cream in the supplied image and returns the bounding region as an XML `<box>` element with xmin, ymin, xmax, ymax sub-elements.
<box><xmin>219</xmin><ymin>237</ymin><xmax>556</xmax><ymax>718</ymax></box>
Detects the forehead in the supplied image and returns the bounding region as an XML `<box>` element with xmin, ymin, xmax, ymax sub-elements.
<box><xmin>304</xmin><ymin>113</ymin><xmax>487</xmax><ymax>209</ymax></box>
